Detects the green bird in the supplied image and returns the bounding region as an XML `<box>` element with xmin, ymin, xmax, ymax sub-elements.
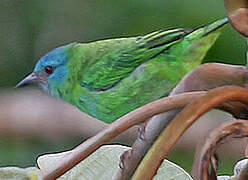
<box><xmin>17</xmin><ymin>18</ymin><xmax>228</xmax><ymax>123</ymax></box>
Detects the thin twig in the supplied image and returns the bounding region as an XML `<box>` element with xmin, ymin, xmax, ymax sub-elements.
<box><xmin>132</xmin><ymin>86</ymin><xmax>248</xmax><ymax>180</ymax></box>
<box><xmin>192</xmin><ymin>120</ymin><xmax>248</xmax><ymax>180</ymax></box>
<box><xmin>40</xmin><ymin>91</ymin><xmax>205</xmax><ymax>180</ymax></box>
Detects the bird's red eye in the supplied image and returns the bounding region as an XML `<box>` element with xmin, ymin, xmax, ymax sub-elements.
<box><xmin>44</xmin><ymin>66</ymin><xmax>54</xmax><ymax>74</ymax></box>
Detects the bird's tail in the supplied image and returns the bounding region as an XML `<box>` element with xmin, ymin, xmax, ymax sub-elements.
<box><xmin>186</xmin><ymin>17</ymin><xmax>228</xmax><ymax>39</ymax></box>
<box><xmin>137</xmin><ymin>18</ymin><xmax>228</xmax><ymax>82</ymax></box>
<box><xmin>139</xmin><ymin>18</ymin><xmax>228</xmax><ymax>65</ymax></box>
<box><xmin>140</xmin><ymin>18</ymin><xmax>228</xmax><ymax>48</ymax></box>
<box><xmin>166</xmin><ymin>18</ymin><xmax>229</xmax><ymax>70</ymax></box>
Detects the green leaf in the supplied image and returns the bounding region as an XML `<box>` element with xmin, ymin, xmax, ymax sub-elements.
<box><xmin>37</xmin><ymin>145</ymin><xmax>193</xmax><ymax>180</ymax></box>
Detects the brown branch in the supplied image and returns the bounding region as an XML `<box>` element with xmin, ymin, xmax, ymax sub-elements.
<box><xmin>112</xmin><ymin>109</ymin><xmax>181</xmax><ymax>180</ymax></box>
<box><xmin>114</xmin><ymin>63</ymin><xmax>248</xmax><ymax>180</ymax></box>
<box><xmin>132</xmin><ymin>86</ymin><xmax>248</xmax><ymax>180</ymax></box>
<box><xmin>172</xmin><ymin>63</ymin><xmax>248</xmax><ymax>119</ymax></box>
<box><xmin>245</xmin><ymin>143</ymin><xmax>248</xmax><ymax>157</ymax></box>
<box><xmin>192</xmin><ymin>120</ymin><xmax>248</xmax><ymax>180</ymax></box>
<box><xmin>224</xmin><ymin>0</ymin><xmax>248</xmax><ymax>37</ymax></box>
<box><xmin>170</xmin><ymin>63</ymin><xmax>247</xmax><ymax>95</ymax></box>
<box><xmin>40</xmin><ymin>91</ymin><xmax>205</xmax><ymax>180</ymax></box>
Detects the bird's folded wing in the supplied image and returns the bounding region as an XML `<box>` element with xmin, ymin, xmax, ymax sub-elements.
<box><xmin>80</xmin><ymin>28</ymin><xmax>191</xmax><ymax>91</ymax></box>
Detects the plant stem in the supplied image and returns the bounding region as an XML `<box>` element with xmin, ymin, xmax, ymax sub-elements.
<box><xmin>132</xmin><ymin>86</ymin><xmax>248</xmax><ymax>180</ymax></box>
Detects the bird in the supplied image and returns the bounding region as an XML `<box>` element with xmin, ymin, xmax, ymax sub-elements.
<box><xmin>17</xmin><ymin>18</ymin><xmax>228</xmax><ymax>123</ymax></box>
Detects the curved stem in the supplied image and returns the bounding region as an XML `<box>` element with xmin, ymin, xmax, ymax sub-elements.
<box><xmin>193</xmin><ymin>120</ymin><xmax>248</xmax><ymax>180</ymax></box>
<box><xmin>132</xmin><ymin>86</ymin><xmax>248</xmax><ymax>180</ymax></box>
<box><xmin>114</xmin><ymin>63</ymin><xmax>248</xmax><ymax>180</ymax></box>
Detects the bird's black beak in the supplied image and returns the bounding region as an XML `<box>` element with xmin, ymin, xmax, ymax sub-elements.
<box><xmin>16</xmin><ymin>73</ymin><xmax>39</xmax><ymax>88</ymax></box>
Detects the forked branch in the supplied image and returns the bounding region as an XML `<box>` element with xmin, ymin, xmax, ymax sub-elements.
<box><xmin>132</xmin><ymin>86</ymin><xmax>248</xmax><ymax>179</ymax></box>
<box><xmin>115</xmin><ymin>63</ymin><xmax>248</xmax><ymax>180</ymax></box>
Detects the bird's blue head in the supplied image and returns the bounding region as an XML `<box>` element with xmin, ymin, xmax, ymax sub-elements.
<box><xmin>16</xmin><ymin>43</ymin><xmax>76</xmax><ymax>97</ymax></box>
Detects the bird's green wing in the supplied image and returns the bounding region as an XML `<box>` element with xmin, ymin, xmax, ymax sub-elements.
<box><xmin>80</xmin><ymin>28</ymin><xmax>191</xmax><ymax>91</ymax></box>
<box><xmin>80</xmin><ymin>18</ymin><xmax>227</xmax><ymax>91</ymax></box>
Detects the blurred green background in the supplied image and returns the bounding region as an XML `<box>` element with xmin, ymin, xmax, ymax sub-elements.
<box><xmin>0</xmin><ymin>0</ymin><xmax>246</xmax><ymax>176</ymax></box>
